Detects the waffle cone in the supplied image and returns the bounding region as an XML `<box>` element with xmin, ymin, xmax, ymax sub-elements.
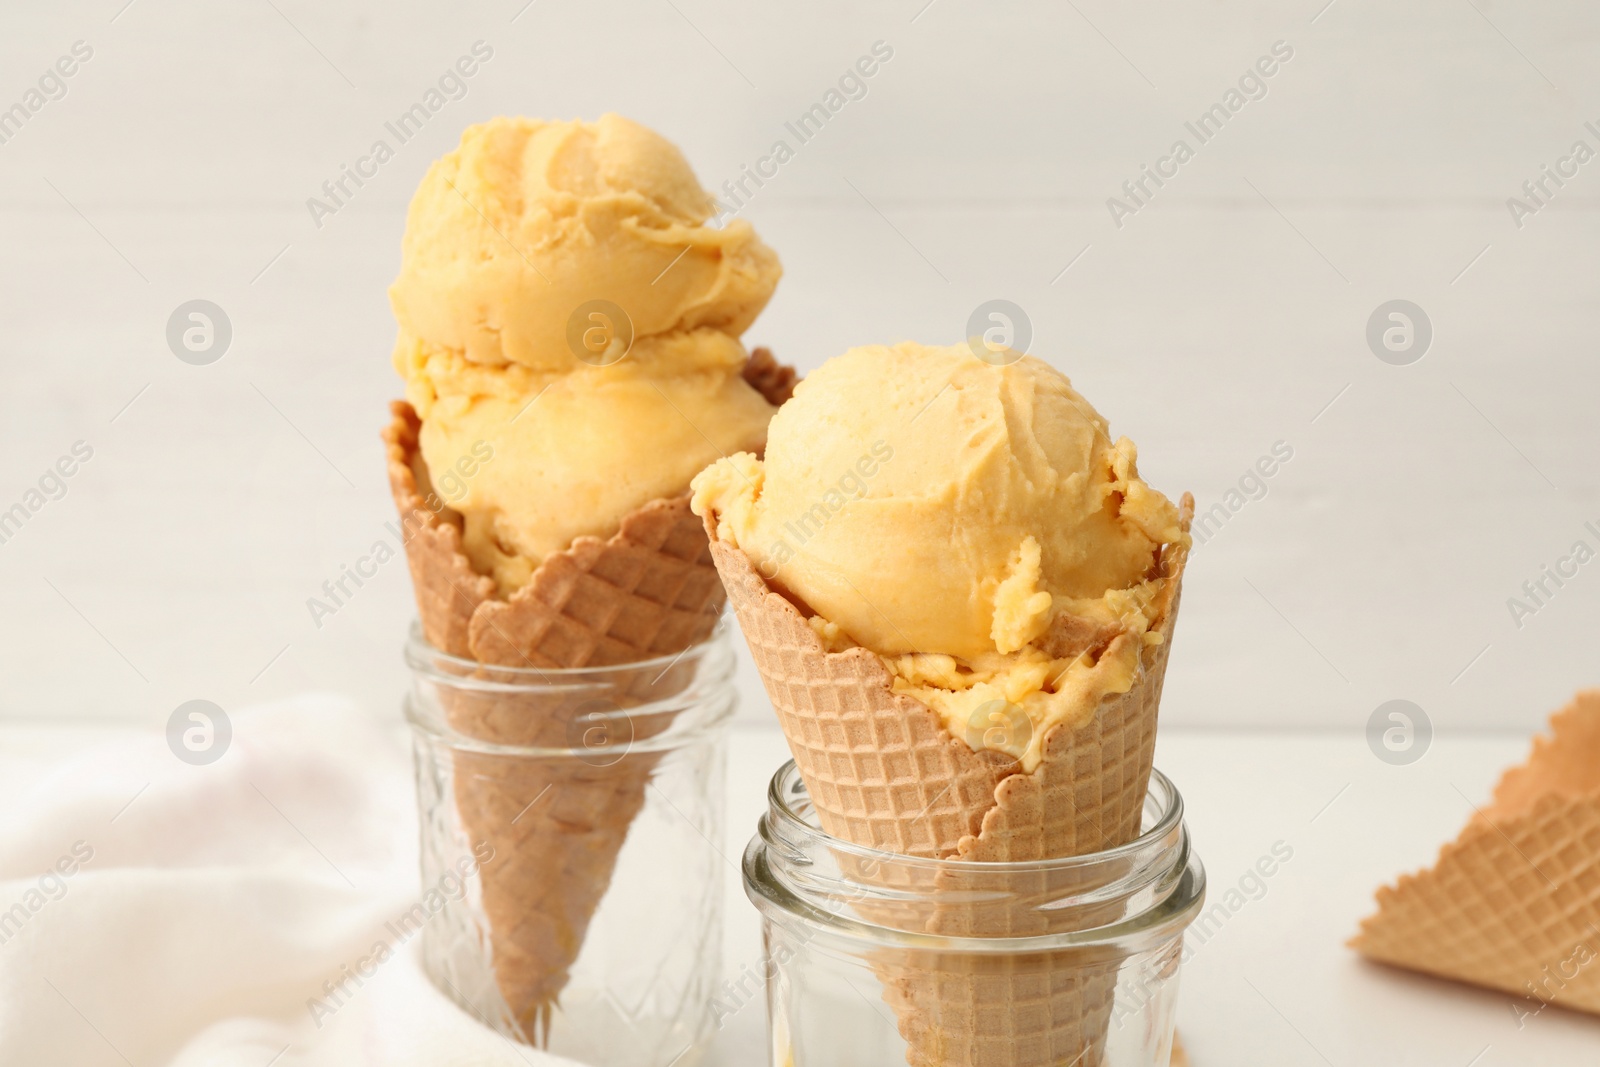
<box><xmin>708</xmin><ymin>497</ymin><xmax>1192</xmax><ymax>1066</ymax></box>
<box><xmin>385</xmin><ymin>349</ymin><xmax>795</xmax><ymax>1042</ymax></box>
<box><xmin>1351</xmin><ymin>689</ymin><xmax>1600</xmax><ymax>1016</ymax></box>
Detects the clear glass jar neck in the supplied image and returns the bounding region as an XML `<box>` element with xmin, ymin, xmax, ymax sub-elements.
<box><xmin>744</xmin><ymin>762</ymin><xmax>1205</xmax><ymax>955</ymax></box>
<box><xmin>404</xmin><ymin>620</ymin><xmax>737</xmax><ymax>758</ymax></box>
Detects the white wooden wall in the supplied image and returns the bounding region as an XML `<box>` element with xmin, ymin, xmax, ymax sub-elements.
<box><xmin>1</xmin><ymin>0</ymin><xmax>1595</xmax><ymax>732</ymax></box>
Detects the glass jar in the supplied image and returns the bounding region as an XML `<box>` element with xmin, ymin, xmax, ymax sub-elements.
<box><xmin>406</xmin><ymin>622</ymin><xmax>736</xmax><ymax>1066</ymax></box>
<box><xmin>743</xmin><ymin>761</ymin><xmax>1205</xmax><ymax>1067</ymax></box>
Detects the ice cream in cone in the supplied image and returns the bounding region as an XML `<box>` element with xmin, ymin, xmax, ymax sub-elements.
<box><xmin>384</xmin><ymin>114</ymin><xmax>792</xmax><ymax>1041</ymax></box>
<box><xmin>693</xmin><ymin>341</ymin><xmax>1192</xmax><ymax>1065</ymax></box>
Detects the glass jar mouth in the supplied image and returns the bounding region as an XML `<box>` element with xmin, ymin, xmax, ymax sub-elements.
<box><xmin>403</xmin><ymin>618</ymin><xmax>732</xmax><ymax>690</ymax></box>
<box><xmin>744</xmin><ymin>761</ymin><xmax>1206</xmax><ymax>953</ymax></box>
<box><xmin>404</xmin><ymin>618</ymin><xmax>737</xmax><ymax>759</ymax></box>
<box><xmin>765</xmin><ymin>760</ymin><xmax>1187</xmax><ymax>878</ymax></box>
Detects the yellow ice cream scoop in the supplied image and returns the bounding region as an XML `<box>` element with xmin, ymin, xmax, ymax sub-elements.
<box><xmin>692</xmin><ymin>341</ymin><xmax>1185</xmax><ymax>658</ymax></box>
<box><xmin>390</xmin><ymin>112</ymin><xmax>779</xmax><ymax>371</ymax></box>
<box><xmin>398</xmin><ymin>328</ymin><xmax>777</xmax><ymax>591</ymax></box>
<box><xmin>392</xmin><ymin>114</ymin><xmax>783</xmax><ymax>593</ymax></box>
<box><xmin>692</xmin><ymin>341</ymin><xmax>1187</xmax><ymax>769</ymax></box>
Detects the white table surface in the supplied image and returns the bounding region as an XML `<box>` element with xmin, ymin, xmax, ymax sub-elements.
<box><xmin>3</xmin><ymin>720</ymin><xmax>1594</xmax><ymax>1066</ymax></box>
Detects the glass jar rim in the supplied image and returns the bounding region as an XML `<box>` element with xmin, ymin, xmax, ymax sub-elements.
<box><xmin>404</xmin><ymin>619</ymin><xmax>737</xmax><ymax>759</ymax></box>
<box><xmin>767</xmin><ymin>760</ymin><xmax>1185</xmax><ymax>875</ymax></box>
<box><xmin>403</xmin><ymin>618</ymin><xmax>731</xmax><ymax>689</ymax></box>
<box><xmin>744</xmin><ymin>761</ymin><xmax>1206</xmax><ymax>953</ymax></box>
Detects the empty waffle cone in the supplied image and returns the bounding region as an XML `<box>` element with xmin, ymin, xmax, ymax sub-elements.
<box><xmin>1351</xmin><ymin>689</ymin><xmax>1600</xmax><ymax>1016</ymax></box>
<box><xmin>708</xmin><ymin>497</ymin><xmax>1192</xmax><ymax>1067</ymax></box>
<box><xmin>387</xmin><ymin>350</ymin><xmax>795</xmax><ymax>1042</ymax></box>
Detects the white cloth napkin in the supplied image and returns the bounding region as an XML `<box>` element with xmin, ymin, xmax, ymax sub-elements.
<box><xmin>0</xmin><ymin>695</ymin><xmax>578</xmax><ymax>1067</ymax></box>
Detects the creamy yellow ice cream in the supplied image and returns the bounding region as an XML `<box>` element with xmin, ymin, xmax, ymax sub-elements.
<box><xmin>692</xmin><ymin>342</ymin><xmax>1187</xmax><ymax>769</ymax></box>
<box><xmin>392</xmin><ymin>114</ymin><xmax>782</xmax><ymax>592</ymax></box>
